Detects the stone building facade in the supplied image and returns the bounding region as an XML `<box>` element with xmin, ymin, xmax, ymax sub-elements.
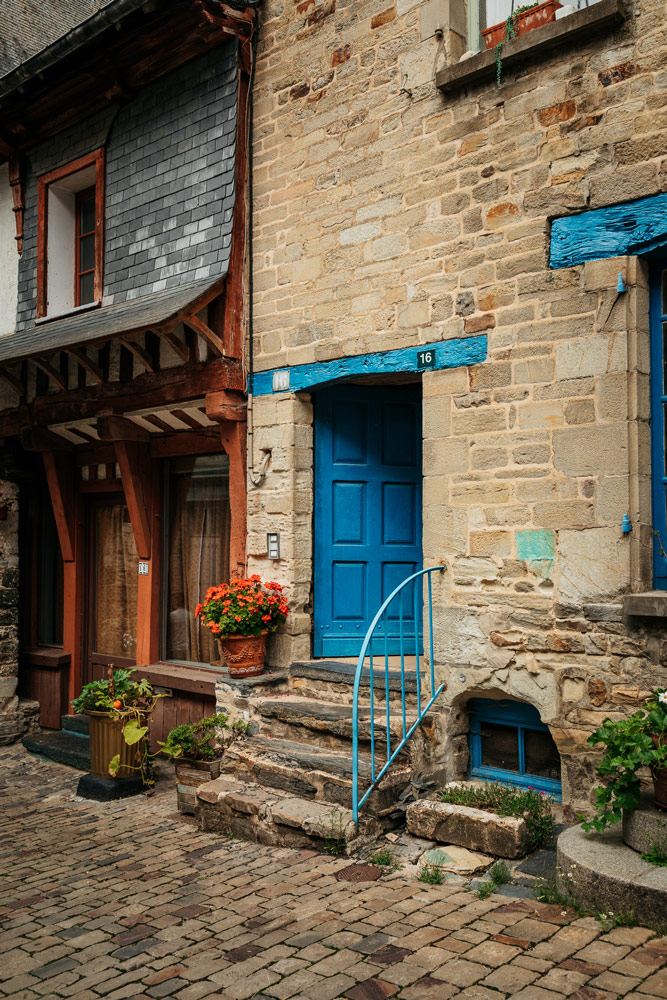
<box><xmin>245</xmin><ymin>0</ymin><xmax>667</xmax><ymax>814</ymax></box>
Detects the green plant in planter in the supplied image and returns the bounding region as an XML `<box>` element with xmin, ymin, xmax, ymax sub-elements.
<box><xmin>159</xmin><ymin>713</ymin><xmax>250</xmax><ymax>761</ymax></box>
<box><xmin>494</xmin><ymin>2</ymin><xmax>539</xmax><ymax>86</ymax></box>
<box><xmin>72</xmin><ymin>667</ymin><xmax>165</xmax><ymax>786</ymax></box>
<box><xmin>582</xmin><ymin>688</ymin><xmax>667</xmax><ymax>833</ymax></box>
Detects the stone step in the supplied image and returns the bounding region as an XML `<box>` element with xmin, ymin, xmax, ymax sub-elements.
<box><xmin>289</xmin><ymin>659</ymin><xmax>426</xmax><ymax>708</ymax></box>
<box><xmin>61</xmin><ymin>713</ymin><xmax>89</xmax><ymax>736</ymax></box>
<box><xmin>196</xmin><ymin>773</ymin><xmax>379</xmax><ymax>853</ymax></box>
<box><xmin>224</xmin><ymin>734</ymin><xmax>412</xmax><ymax>816</ymax></box>
<box><xmin>250</xmin><ymin>694</ymin><xmax>420</xmax><ymax>755</ymax></box>
<box><xmin>23</xmin><ymin>731</ymin><xmax>90</xmax><ymax>771</ymax></box>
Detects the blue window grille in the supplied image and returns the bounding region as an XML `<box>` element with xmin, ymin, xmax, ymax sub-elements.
<box><xmin>468</xmin><ymin>698</ymin><xmax>562</xmax><ymax>798</ymax></box>
<box><xmin>650</xmin><ymin>262</ymin><xmax>667</xmax><ymax>588</ymax></box>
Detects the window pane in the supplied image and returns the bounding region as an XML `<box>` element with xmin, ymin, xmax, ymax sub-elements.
<box><xmin>662</xmin><ymin>271</ymin><xmax>667</xmax><ymax>316</ymax></box>
<box><xmin>80</xmin><ymin>233</ymin><xmax>95</xmax><ymax>272</ymax></box>
<box><xmin>94</xmin><ymin>504</ymin><xmax>137</xmax><ymax>658</ymax></box>
<box><xmin>165</xmin><ymin>454</ymin><xmax>231</xmax><ymax>664</ymax></box>
<box><xmin>480</xmin><ymin>722</ymin><xmax>520</xmax><ymax>773</ymax></box>
<box><xmin>663</xmin><ymin>324</ymin><xmax>667</xmax><ymax>395</ymax></box>
<box><xmin>524</xmin><ymin>728</ymin><xmax>561</xmax><ymax>780</ymax></box>
<box><xmin>79</xmin><ymin>271</ymin><xmax>95</xmax><ymax>304</ymax></box>
<box><xmin>80</xmin><ymin>193</ymin><xmax>95</xmax><ymax>233</ymax></box>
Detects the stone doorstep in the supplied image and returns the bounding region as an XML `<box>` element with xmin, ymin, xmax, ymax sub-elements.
<box><xmin>223</xmin><ymin>736</ymin><xmax>412</xmax><ymax>815</ymax></box>
<box><xmin>406</xmin><ymin>798</ymin><xmax>529</xmax><ymax>859</ymax></box>
<box><xmin>195</xmin><ymin>774</ymin><xmax>378</xmax><ymax>851</ymax></box>
<box><xmin>290</xmin><ymin>660</ymin><xmax>419</xmax><ymax>693</ymax></box>
<box><xmin>250</xmin><ymin>694</ymin><xmax>431</xmax><ymax>750</ymax></box>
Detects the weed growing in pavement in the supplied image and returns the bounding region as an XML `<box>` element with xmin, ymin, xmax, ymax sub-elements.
<box><xmin>476</xmin><ymin>881</ymin><xmax>494</xmax><ymax>899</ymax></box>
<box><xmin>641</xmin><ymin>840</ymin><xmax>667</xmax><ymax>867</ymax></box>
<box><xmin>322</xmin><ymin>808</ymin><xmax>347</xmax><ymax>857</ymax></box>
<box><xmin>369</xmin><ymin>848</ymin><xmax>400</xmax><ymax>870</ymax></box>
<box><xmin>439</xmin><ymin>782</ymin><xmax>554</xmax><ymax>850</ymax></box>
<box><xmin>489</xmin><ymin>860</ymin><xmax>511</xmax><ymax>886</ymax></box>
<box><xmin>594</xmin><ymin>910</ymin><xmax>636</xmax><ymax>932</ymax></box>
<box><xmin>418</xmin><ymin>863</ymin><xmax>444</xmax><ymax>885</ymax></box>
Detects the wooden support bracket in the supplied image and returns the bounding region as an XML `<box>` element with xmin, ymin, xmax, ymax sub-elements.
<box><xmin>42</xmin><ymin>451</ymin><xmax>76</xmax><ymax>561</ymax></box>
<box><xmin>154</xmin><ymin>329</ymin><xmax>190</xmax><ymax>363</ymax></box>
<box><xmin>183</xmin><ymin>313</ymin><xmax>226</xmax><ymax>357</ymax></box>
<box><xmin>8</xmin><ymin>152</ymin><xmax>24</xmax><ymax>255</ymax></box>
<box><xmin>118</xmin><ymin>337</ymin><xmax>156</xmax><ymax>373</ymax></box>
<box><xmin>0</xmin><ymin>365</ymin><xmax>24</xmax><ymax>397</ymax></box>
<box><xmin>64</xmin><ymin>348</ymin><xmax>104</xmax><ymax>386</ymax></box>
<box><xmin>98</xmin><ymin>414</ymin><xmax>151</xmax><ymax>442</ymax></box>
<box><xmin>114</xmin><ymin>439</ymin><xmax>152</xmax><ymax>559</ymax></box>
<box><xmin>30</xmin><ymin>357</ymin><xmax>68</xmax><ymax>391</ymax></box>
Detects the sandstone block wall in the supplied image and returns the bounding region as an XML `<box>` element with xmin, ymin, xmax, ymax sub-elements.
<box><xmin>248</xmin><ymin>0</ymin><xmax>667</xmax><ymax>810</ymax></box>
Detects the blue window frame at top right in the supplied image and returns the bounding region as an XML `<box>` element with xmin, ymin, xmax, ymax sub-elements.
<box><xmin>649</xmin><ymin>262</ymin><xmax>667</xmax><ymax>588</ymax></box>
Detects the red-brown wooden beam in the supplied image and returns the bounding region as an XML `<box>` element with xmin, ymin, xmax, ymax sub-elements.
<box><xmin>223</xmin><ymin>61</ymin><xmax>250</xmax><ymax>360</ymax></box>
<box><xmin>114</xmin><ymin>440</ymin><xmax>152</xmax><ymax>559</ymax></box>
<box><xmin>8</xmin><ymin>152</ymin><xmax>24</xmax><ymax>255</ymax></box>
<box><xmin>207</xmin><ymin>388</ymin><xmax>247</xmax><ymax>578</ymax></box>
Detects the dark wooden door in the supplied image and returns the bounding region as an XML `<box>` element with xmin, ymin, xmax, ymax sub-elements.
<box><xmin>85</xmin><ymin>497</ymin><xmax>138</xmax><ymax>685</ymax></box>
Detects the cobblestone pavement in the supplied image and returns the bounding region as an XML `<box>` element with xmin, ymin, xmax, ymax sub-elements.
<box><xmin>1</xmin><ymin>745</ymin><xmax>666</xmax><ymax>1000</ymax></box>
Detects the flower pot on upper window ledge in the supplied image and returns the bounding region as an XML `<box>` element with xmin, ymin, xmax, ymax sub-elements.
<box><xmin>482</xmin><ymin>0</ymin><xmax>562</xmax><ymax>49</ymax></box>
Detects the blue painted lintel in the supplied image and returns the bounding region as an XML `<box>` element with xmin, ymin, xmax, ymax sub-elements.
<box><xmin>251</xmin><ymin>335</ymin><xmax>487</xmax><ymax>395</ymax></box>
<box><xmin>550</xmin><ymin>192</ymin><xmax>667</xmax><ymax>269</ymax></box>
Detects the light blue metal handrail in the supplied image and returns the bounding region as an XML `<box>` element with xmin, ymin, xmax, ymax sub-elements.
<box><xmin>352</xmin><ymin>566</ymin><xmax>445</xmax><ymax>824</ymax></box>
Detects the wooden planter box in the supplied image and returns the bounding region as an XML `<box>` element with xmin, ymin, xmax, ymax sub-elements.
<box><xmin>482</xmin><ymin>0</ymin><xmax>562</xmax><ymax>48</ymax></box>
<box><xmin>174</xmin><ymin>756</ymin><xmax>224</xmax><ymax>815</ymax></box>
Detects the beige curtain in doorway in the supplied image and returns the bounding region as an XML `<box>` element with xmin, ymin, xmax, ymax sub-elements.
<box><xmin>94</xmin><ymin>504</ymin><xmax>138</xmax><ymax>658</ymax></box>
<box><xmin>166</xmin><ymin>455</ymin><xmax>231</xmax><ymax>664</ymax></box>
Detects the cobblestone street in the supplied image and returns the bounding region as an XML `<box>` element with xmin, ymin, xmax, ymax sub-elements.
<box><xmin>1</xmin><ymin>745</ymin><xmax>666</xmax><ymax>1000</ymax></box>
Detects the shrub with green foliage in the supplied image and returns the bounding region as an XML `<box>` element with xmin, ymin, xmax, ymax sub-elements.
<box><xmin>160</xmin><ymin>714</ymin><xmax>249</xmax><ymax>761</ymax></box>
<box><xmin>439</xmin><ymin>781</ymin><xmax>554</xmax><ymax>850</ymax></box>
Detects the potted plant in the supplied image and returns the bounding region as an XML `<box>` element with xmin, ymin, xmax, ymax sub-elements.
<box><xmin>71</xmin><ymin>667</ymin><xmax>163</xmax><ymax>786</ymax></box>
<box><xmin>582</xmin><ymin>688</ymin><xmax>667</xmax><ymax>833</ymax></box>
<box><xmin>159</xmin><ymin>713</ymin><xmax>250</xmax><ymax>813</ymax></box>
<box><xmin>195</xmin><ymin>575</ymin><xmax>288</xmax><ymax>678</ymax></box>
<box><xmin>482</xmin><ymin>1</ymin><xmax>562</xmax><ymax>49</ymax></box>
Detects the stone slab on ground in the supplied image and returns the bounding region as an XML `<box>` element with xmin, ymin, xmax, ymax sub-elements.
<box><xmin>2</xmin><ymin>744</ymin><xmax>667</xmax><ymax>1000</ymax></box>
<box><xmin>421</xmin><ymin>845</ymin><xmax>493</xmax><ymax>874</ymax></box>
<box><xmin>557</xmin><ymin>822</ymin><xmax>667</xmax><ymax>929</ymax></box>
<box><xmin>407</xmin><ymin>797</ymin><xmax>529</xmax><ymax>858</ymax></box>
<box><xmin>76</xmin><ymin>772</ymin><xmax>145</xmax><ymax>800</ymax></box>
<box><xmin>623</xmin><ymin>791</ymin><xmax>667</xmax><ymax>855</ymax></box>
<box><xmin>515</xmin><ymin>847</ymin><xmax>557</xmax><ymax>878</ymax></box>
<box><xmin>23</xmin><ymin>730</ymin><xmax>90</xmax><ymax>770</ymax></box>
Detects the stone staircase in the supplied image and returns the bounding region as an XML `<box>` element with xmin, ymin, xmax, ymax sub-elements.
<box><xmin>195</xmin><ymin>660</ymin><xmax>444</xmax><ymax>854</ymax></box>
<box><xmin>23</xmin><ymin>713</ymin><xmax>90</xmax><ymax>770</ymax></box>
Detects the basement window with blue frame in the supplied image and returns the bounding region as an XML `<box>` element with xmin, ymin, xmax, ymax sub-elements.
<box><xmin>468</xmin><ymin>698</ymin><xmax>562</xmax><ymax>798</ymax></box>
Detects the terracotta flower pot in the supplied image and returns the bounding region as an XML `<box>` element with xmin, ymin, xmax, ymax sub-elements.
<box><xmin>652</xmin><ymin>735</ymin><xmax>667</xmax><ymax>811</ymax></box>
<box><xmin>218</xmin><ymin>632</ymin><xmax>268</xmax><ymax>679</ymax></box>
<box><xmin>482</xmin><ymin>0</ymin><xmax>562</xmax><ymax>48</ymax></box>
<box><xmin>87</xmin><ymin>710</ymin><xmax>147</xmax><ymax>780</ymax></box>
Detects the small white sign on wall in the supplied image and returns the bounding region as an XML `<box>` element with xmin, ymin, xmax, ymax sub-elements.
<box><xmin>138</xmin><ymin>561</ymin><xmax>150</xmax><ymax>576</ymax></box>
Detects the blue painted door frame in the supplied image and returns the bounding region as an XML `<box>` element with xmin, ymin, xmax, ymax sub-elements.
<box><xmin>650</xmin><ymin>260</ymin><xmax>667</xmax><ymax>588</ymax></box>
<box><xmin>313</xmin><ymin>384</ymin><xmax>423</xmax><ymax>658</ymax></box>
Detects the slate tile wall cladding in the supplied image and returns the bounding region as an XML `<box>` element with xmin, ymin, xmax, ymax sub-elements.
<box><xmin>15</xmin><ymin>40</ymin><xmax>238</xmax><ymax>330</ymax></box>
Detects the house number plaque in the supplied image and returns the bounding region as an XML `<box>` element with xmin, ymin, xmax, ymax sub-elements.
<box><xmin>416</xmin><ymin>349</ymin><xmax>436</xmax><ymax>369</ymax></box>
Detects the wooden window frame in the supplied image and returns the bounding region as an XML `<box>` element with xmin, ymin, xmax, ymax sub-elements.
<box><xmin>36</xmin><ymin>148</ymin><xmax>105</xmax><ymax>319</ymax></box>
<box><xmin>74</xmin><ymin>186</ymin><xmax>97</xmax><ymax>308</ymax></box>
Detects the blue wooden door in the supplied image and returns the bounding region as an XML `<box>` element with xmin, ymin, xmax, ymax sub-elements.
<box><xmin>314</xmin><ymin>384</ymin><xmax>422</xmax><ymax>657</ymax></box>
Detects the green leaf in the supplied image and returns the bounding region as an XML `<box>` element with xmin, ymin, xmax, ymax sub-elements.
<box><xmin>108</xmin><ymin>754</ymin><xmax>120</xmax><ymax>776</ymax></box>
<box><xmin>123</xmin><ymin>718</ymin><xmax>148</xmax><ymax>745</ymax></box>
